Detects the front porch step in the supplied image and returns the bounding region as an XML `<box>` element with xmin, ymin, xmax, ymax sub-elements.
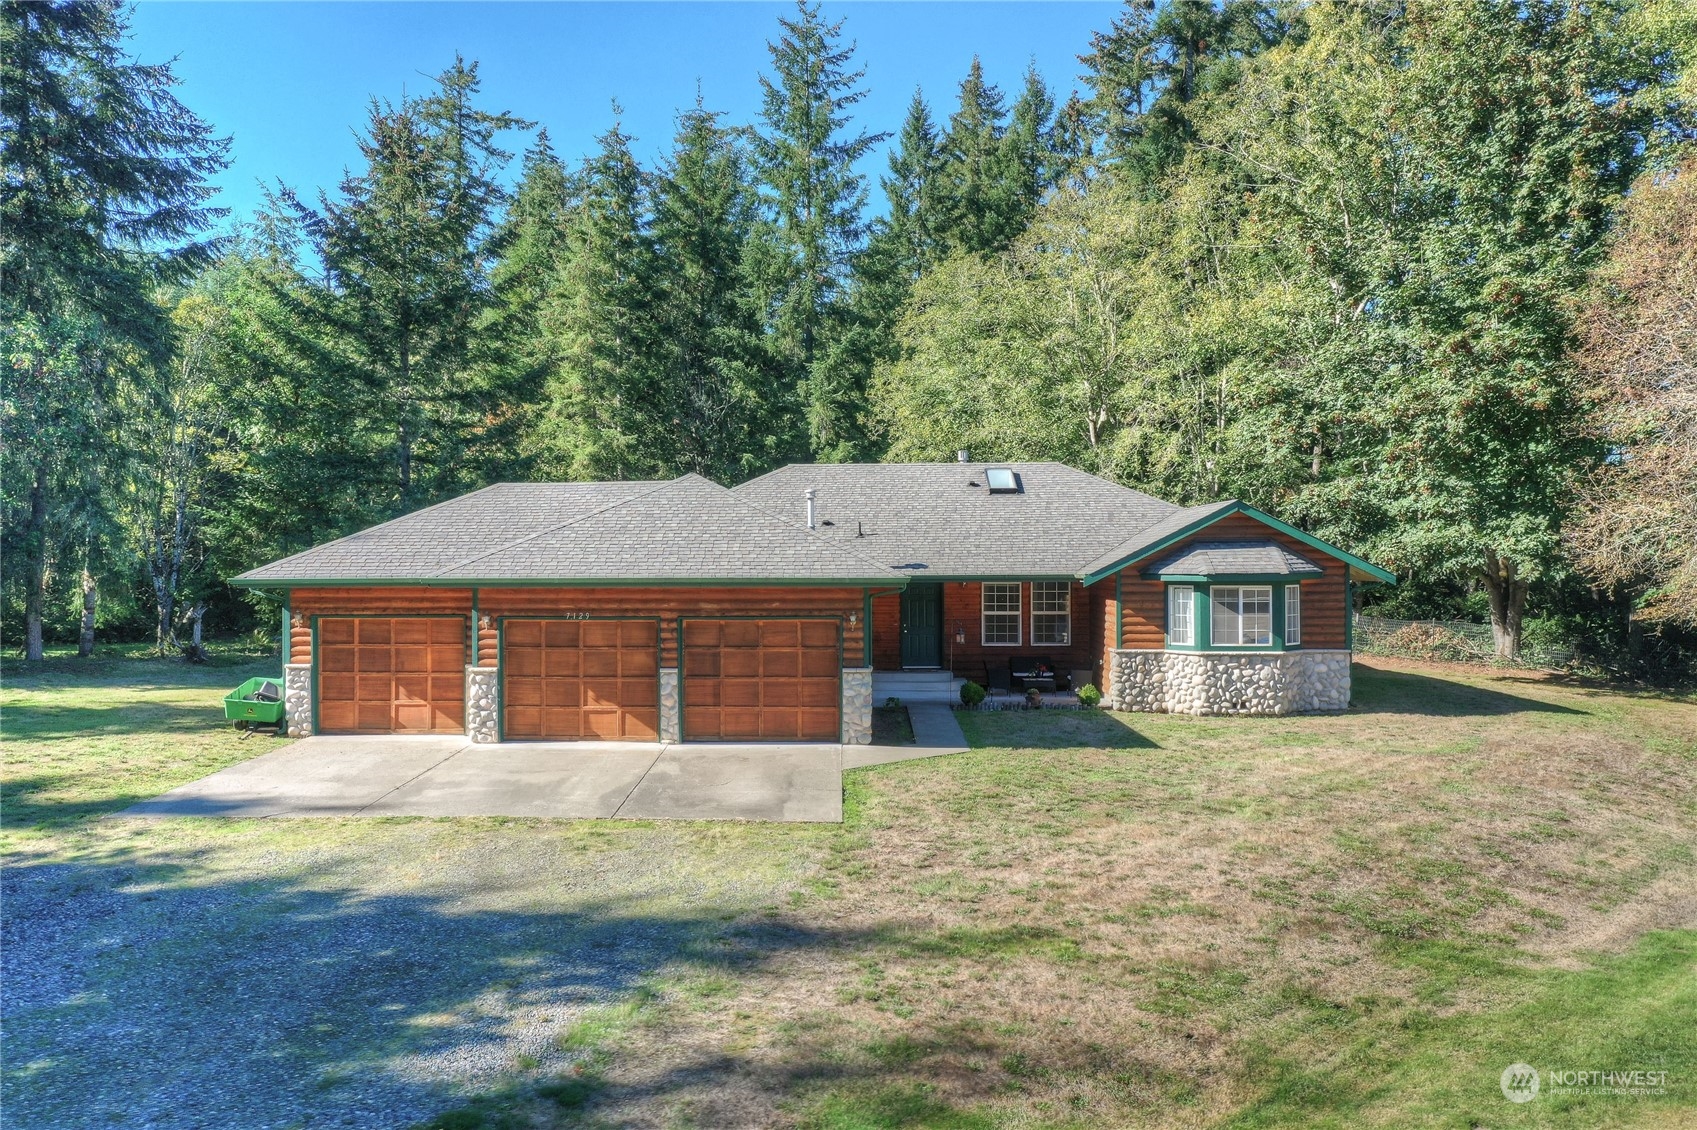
<box><xmin>872</xmin><ymin>670</ymin><xmax>963</xmax><ymax>704</ymax></box>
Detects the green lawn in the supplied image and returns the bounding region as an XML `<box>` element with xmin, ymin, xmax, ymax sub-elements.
<box><xmin>3</xmin><ymin>652</ymin><xmax>1694</xmax><ymax>1129</ymax></box>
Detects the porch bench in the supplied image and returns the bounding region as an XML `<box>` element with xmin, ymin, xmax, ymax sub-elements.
<box><xmin>1009</xmin><ymin>655</ymin><xmax>1058</xmax><ymax>692</ymax></box>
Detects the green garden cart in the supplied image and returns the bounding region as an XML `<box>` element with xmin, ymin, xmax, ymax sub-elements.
<box><xmin>224</xmin><ymin>677</ymin><xmax>285</xmax><ymax>738</ymax></box>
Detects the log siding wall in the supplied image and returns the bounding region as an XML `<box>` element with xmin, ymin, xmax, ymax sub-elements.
<box><xmin>872</xmin><ymin>580</ymin><xmax>1107</xmax><ymax>684</ymax></box>
<box><xmin>288</xmin><ymin>586</ymin><xmax>868</xmax><ymax>669</ymax></box>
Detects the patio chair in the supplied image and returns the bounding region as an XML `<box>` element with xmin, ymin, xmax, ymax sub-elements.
<box><xmin>984</xmin><ymin>664</ymin><xmax>1013</xmax><ymax>697</ymax></box>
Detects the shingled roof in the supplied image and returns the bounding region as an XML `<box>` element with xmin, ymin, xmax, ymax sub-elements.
<box><xmin>732</xmin><ymin>462</ymin><xmax>1182</xmax><ymax>577</ymax></box>
<box><xmin>234</xmin><ymin>475</ymin><xmax>903</xmax><ymax>586</ymax></box>
<box><xmin>1141</xmin><ymin>540</ymin><xmax>1324</xmax><ymax>578</ymax></box>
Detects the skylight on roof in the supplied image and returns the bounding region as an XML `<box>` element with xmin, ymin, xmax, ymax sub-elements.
<box><xmin>985</xmin><ymin>467</ymin><xmax>1021</xmax><ymax>494</ymax></box>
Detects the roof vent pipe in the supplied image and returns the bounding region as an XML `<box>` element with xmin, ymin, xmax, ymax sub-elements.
<box><xmin>805</xmin><ymin>488</ymin><xmax>816</xmax><ymax>530</ymax></box>
<box><xmin>956</xmin><ymin>449</ymin><xmax>970</xmax><ymax>463</ymax></box>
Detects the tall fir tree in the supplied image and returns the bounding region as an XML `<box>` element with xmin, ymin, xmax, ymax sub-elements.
<box><xmin>649</xmin><ymin>103</ymin><xmax>785</xmax><ymax>482</ymax></box>
<box><xmin>536</xmin><ymin>114</ymin><xmax>661</xmax><ymax>479</ymax></box>
<box><xmin>752</xmin><ymin>0</ymin><xmax>888</xmax><ymax>461</ymax></box>
<box><xmin>1</xmin><ymin>0</ymin><xmax>228</xmax><ymax>659</ymax></box>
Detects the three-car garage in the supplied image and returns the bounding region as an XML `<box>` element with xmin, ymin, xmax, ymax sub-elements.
<box><xmin>300</xmin><ymin>596</ymin><xmax>860</xmax><ymax>743</ymax></box>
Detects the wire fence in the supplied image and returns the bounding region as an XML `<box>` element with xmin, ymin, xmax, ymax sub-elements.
<box><xmin>1353</xmin><ymin>615</ymin><xmax>1576</xmax><ymax>670</ymax></box>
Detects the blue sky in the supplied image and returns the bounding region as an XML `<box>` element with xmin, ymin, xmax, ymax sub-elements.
<box><xmin>127</xmin><ymin>1</ymin><xmax>1119</xmax><ymax>229</ymax></box>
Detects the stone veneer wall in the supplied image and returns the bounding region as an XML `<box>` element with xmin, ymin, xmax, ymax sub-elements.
<box><xmin>465</xmin><ymin>666</ymin><xmax>500</xmax><ymax>743</ymax></box>
<box><xmin>659</xmin><ymin>668</ymin><xmax>680</xmax><ymax>741</ymax></box>
<box><xmin>283</xmin><ymin>663</ymin><xmax>314</xmax><ymax>738</ymax></box>
<box><xmin>841</xmin><ymin>667</ymin><xmax>873</xmax><ymax>744</ymax></box>
<box><xmin>1106</xmin><ymin>649</ymin><xmax>1351</xmax><ymax>715</ymax></box>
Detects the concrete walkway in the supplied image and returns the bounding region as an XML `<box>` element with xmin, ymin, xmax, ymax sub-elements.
<box><xmin>123</xmin><ymin>736</ymin><xmax>842</xmax><ymax>823</ymax></box>
<box><xmin>843</xmin><ymin>702</ymin><xmax>970</xmax><ymax>769</ymax></box>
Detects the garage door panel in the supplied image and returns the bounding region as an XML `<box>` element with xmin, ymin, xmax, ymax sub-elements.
<box><xmin>357</xmin><ymin>649</ymin><xmax>392</xmax><ymax>673</ymax></box>
<box><xmin>356</xmin><ymin>702</ymin><xmax>392</xmax><ymax>731</ymax></box>
<box><xmin>317</xmin><ymin>617</ymin><xmax>467</xmax><ymax>734</ymax></box>
<box><xmin>320</xmin><ymin>646</ymin><xmax>356</xmax><ymax>673</ymax></box>
<box><xmin>505</xmin><ymin>619</ymin><xmax>543</xmax><ymax>647</ymax></box>
<box><xmin>543</xmin><ymin>620</ymin><xmax>579</xmax><ymax>647</ymax></box>
<box><xmin>682</xmin><ymin>618</ymin><xmax>840</xmax><ymax>741</ymax></box>
<box><xmin>799</xmin><ymin>680</ymin><xmax>839</xmax><ymax>707</ymax></box>
<box><xmin>722</xmin><ymin>621</ymin><xmax>762</xmax><ymax>647</ymax></box>
<box><xmin>393</xmin><ymin>646</ymin><xmax>430</xmax><ymax>673</ymax></box>
<box><xmin>582</xmin><ymin>620</ymin><xmax>623</xmax><ymax>648</ymax></box>
<box><xmin>319</xmin><ymin>702</ymin><xmax>356</xmax><ymax>731</ymax></box>
<box><xmin>619</xmin><ymin>678</ymin><xmax>658</xmax><ymax>707</ymax></box>
<box><xmin>799</xmin><ymin>708</ymin><xmax>838</xmax><ymax>735</ymax></box>
<box><xmin>721</xmin><ymin>650</ymin><xmax>762</xmax><ymax>678</ymax></box>
<box><xmin>721</xmin><ymin>680</ymin><xmax>760</xmax><ymax>707</ymax></box>
<box><xmin>801</xmin><ymin>650</ymin><xmax>838</xmax><ymax>678</ymax></box>
<box><xmin>581</xmin><ymin>649</ymin><xmax>619</xmax><ymax>678</ymax></box>
<box><xmin>543</xmin><ymin>649</ymin><xmax>580</xmax><ymax>678</ymax></box>
<box><xmin>501</xmin><ymin>618</ymin><xmax>660</xmax><ymax>741</ymax></box>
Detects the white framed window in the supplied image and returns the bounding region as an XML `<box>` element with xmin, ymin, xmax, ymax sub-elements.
<box><xmin>1212</xmin><ymin>586</ymin><xmax>1272</xmax><ymax>646</ymax></box>
<box><xmin>1032</xmin><ymin>581</ymin><xmax>1071</xmax><ymax>646</ymax></box>
<box><xmin>1285</xmin><ymin>584</ymin><xmax>1302</xmax><ymax>646</ymax></box>
<box><xmin>1168</xmin><ymin>585</ymin><xmax>1194</xmax><ymax>646</ymax></box>
<box><xmin>982</xmin><ymin>582</ymin><xmax>1021</xmax><ymax>646</ymax></box>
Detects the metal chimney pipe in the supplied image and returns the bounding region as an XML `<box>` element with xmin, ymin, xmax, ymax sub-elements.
<box><xmin>805</xmin><ymin>488</ymin><xmax>816</xmax><ymax>530</ymax></box>
<box><xmin>956</xmin><ymin>449</ymin><xmax>970</xmax><ymax>463</ymax></box>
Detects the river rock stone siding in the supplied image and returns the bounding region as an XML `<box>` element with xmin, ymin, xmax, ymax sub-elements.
<box><xmin>1106</xmin><ymin>649</ymin><xmax>1351</xmax><ymax>715</ymax></box>
<box><xmin>659</xmin><ymin>668</ymin><xmax>681</xmax><ymax>742</ymax></box>
<box><xmin>841</xmin><ymin>666</ymin><xmax>873</xmax><ymax>744</ymax></box>
<box><xmin>283</xmin><ymin>663</ymin><xmax>314</xmax><ymax>738</ymax></box>
<box><xmin>465</xmin><ymin>666</ymin><xmax>500</xmax><ymax>743</ymax></box>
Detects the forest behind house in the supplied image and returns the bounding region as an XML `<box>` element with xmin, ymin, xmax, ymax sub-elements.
<box><xmin>4</xmin><ymin>0</ymin><xmax>1696</xmax><ymax>678</ymax></box>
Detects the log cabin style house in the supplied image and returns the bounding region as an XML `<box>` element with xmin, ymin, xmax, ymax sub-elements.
<box><xmin>234</xmin><ymin>458</ymin><xmax>1394</xmax><ymax>744</ymax></box>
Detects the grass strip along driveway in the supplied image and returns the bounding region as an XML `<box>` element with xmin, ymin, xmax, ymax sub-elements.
<box><xmin>3</xmin><ymin>650</ymin><xmax>1694</xmax><ymax>1128</ymax></box>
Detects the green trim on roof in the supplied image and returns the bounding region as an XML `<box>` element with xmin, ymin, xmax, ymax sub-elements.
<box><xmin>234</xmin><ymin>576</ymin><xmax>909</xmax><ymax>590</ymax></box>
<box><xmin>1079</xmin><ymin>501</ymin><xmax>1395</xmax><ymax>587</ymax></box>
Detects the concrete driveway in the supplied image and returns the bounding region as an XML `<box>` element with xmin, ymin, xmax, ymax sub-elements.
<box><xmin>124</xmin><ymin>736</ymin><xmax>845</xmax><ymax>823</ymax></box>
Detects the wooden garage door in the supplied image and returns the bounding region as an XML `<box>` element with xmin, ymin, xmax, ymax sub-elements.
<box><xmin>317</xmin><ymin>617</ymin><xmax>466</xmax><ymax>734</ymax></box>
<box><xmin>683</xmin><ymin>619</ymin><xmax>840</xmax><ymax>741</ymax></box>
<box><xmin>502</xmin><ymin>619</ymin><xmax>660</xmax><ymax>741</ymax></box>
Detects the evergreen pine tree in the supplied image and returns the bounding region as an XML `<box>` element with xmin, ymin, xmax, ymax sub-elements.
<box><xmin>1</xmin><ymin>0</ymin><xmax>228</xmax><ymax>659</ymax></box>
<box><xmin>537</xmin><ymin>114</ymin><xmax>661</xmax><ymax>479</ymax></box>
<box><xmin>650</xmin><ymin>103</ymin><xmax>784</xmax><ymax>481</ymax></box>
<box><xmin>752</xmin><ymin>0</ymin><xmax>888</xmax><ymax>460</ymax></box>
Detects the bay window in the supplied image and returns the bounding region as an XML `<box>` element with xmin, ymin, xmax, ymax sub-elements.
<box><xmin>1285</xmin><ymin>584</ymin><xmax>1302</xmax><ymax>646</ymax></box>
<box><xmin>1167</xmin><ymin>585</ymin><xmax>1194</xmax><ymax>646</ymax></box>
<box><xmin>1210</xmin><ymin>586</ymin><xmax>1272</xmax><ymax>647</ymax></box>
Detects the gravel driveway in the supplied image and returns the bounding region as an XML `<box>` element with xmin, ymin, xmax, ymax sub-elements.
<box><xmin>2</xmin><ymin>819</ymin><xmax>812</xmax><ymax>1129</ymax></box>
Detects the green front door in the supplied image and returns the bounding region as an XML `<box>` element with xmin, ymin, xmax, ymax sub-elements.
<box><xmin>900</xmin><ymin>583</ymin><xmax>943</xmax><ymax>668</ymax></box>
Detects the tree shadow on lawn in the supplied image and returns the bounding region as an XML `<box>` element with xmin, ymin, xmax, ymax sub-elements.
<box><xmin>956</xmin><ymin>707</ymin><xmax>1160</xmax><ymax>751</ymax></box>
<box><xmin>1351</xmin><ymin>665</ymin><xmax>1586</xmax><ymax>717</ymax></box>
<box><xmin>0</xmin><ymin>845</ymin><xmax>907</xmax><ymax>1130</ymax></box>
